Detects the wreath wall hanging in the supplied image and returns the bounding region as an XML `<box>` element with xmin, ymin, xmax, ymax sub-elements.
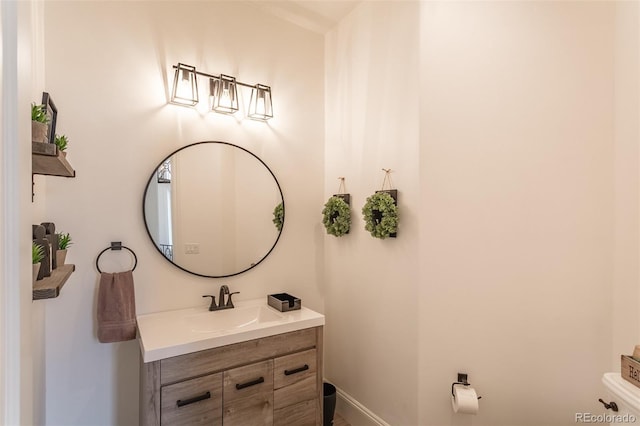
<box><xmin>362</xmin><ymin>169</ymin><xmax>398</xmax><ymax>239</ymax></box>
<box><xmin>273</xmin><ymin>202</ymin><xmax>284</xmax><ymax>232</ymax></box>
<box><xmin>322</xmin><ymin>177</ymin><xmax>351</xmax><ymax>237</ymax></box>
<box><xmin>322</xmin><ymin>194</ymin><xmax>351</xmax><ymax>237</ymax></box>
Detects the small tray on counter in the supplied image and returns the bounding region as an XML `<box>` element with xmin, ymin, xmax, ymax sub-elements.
<box><xmin>268</xmin><ymin>293</ymin><xmax>301</xmax><ymax>312</ymax></box>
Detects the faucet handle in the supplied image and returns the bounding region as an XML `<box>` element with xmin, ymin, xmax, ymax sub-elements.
<box><xmin>202</xmin><ymin>295</ymin><xmax>216</xmax><ymax>310</ymax></box>
<box><xmin>226</xmin><ymin>292</ymin><xmax>240</xmax><ymax>307</ymax></box>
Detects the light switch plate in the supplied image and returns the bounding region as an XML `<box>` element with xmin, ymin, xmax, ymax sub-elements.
<box><xmin>184</xmin><ymin>243</ymin><xmax>200</xmax><ymax>254</ymax></box>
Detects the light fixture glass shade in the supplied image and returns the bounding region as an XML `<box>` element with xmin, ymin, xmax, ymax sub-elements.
<box><xmin>170</xmin><ymin>63</ymin><xmax>198</xmax><ymax>106</ymax></box>
<box><xmin>157</xmin><ymin>159</ymin><xmax>172</xmax><ymax>183</ymax></box>
<box><xmin>248</xmin><ymin>84</ymin><xmax>273</xmax><ymax>120</ymax></box>
<box><xmin>210</xmin><ymin>74</ymin><xmax>239</xmax><ymax>114</ymax></box>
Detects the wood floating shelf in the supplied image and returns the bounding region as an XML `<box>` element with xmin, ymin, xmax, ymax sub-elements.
<box><xmin>32</xmin><ymin>142</ymin><xmax>75</xmax><ymax>177</ymax></box>
<box><xmin>33</xmin><ymin>264</ymin><xmax>75</xmax><ymax>300</ymax></box>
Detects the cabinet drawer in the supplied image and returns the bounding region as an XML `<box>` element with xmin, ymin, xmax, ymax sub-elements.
<box><xmin>161</xmin><ymin>327</ymin><xmax>317</xmax><ymax>385</ymax></box>
<box><xmin>274</xmin><ymin>399</ymin><xmax>316</xmax><ymax>426</ymax></box>
<box><xmin>160</xmin><ymin>372</ymin><xmax>222</xmax><ymax>426</ymax></box>
<box><xmin>274</xmin><ymin>349</ymin><xmax>316</xmax><ymax>390</ymax></box>
<box><xmin>223</xmin><ymin>360</ymin><xmax>274</xmax><ymax>426</ymax></box>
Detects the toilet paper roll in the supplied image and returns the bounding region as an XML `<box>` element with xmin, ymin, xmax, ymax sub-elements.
<box><xmin>451</xmin><ymin>385</ymin><xmax>479</xmax><ymax>414</ymax></box>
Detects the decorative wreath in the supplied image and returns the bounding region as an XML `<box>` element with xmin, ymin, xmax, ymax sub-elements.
<box><xmin>322</xmin><ymin>196</ymin><xmax>351</xmax><ymax>237</ymax></box>
<box><xmin>362</xmin><ymin>191</ymin><xmax>398</xmax><ymax>239</ymax></box>
<box><xmin>272</xmin><ymin>202</ymin><xmax>284</xmax><ymax>232</ymax></box>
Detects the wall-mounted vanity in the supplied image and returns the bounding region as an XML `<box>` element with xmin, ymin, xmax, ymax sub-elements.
<box><xmin>138</xmin><ymin>298</ymin><xmax>324</xmax><ymax>426</ymax></box>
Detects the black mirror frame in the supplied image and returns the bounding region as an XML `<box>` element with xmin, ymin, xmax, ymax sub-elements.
<box><xmin>142</xmin><ymin>141</ymin><xmax>285</xmax><ymax>278</ymax></box>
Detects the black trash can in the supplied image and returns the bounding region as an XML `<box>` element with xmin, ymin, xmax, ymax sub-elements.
<box><xmin>323</xmin><ymin>382</ymin><xmax>336</xmax><ymax>426</ymax></box>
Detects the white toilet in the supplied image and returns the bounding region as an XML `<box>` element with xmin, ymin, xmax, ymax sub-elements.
<box><xmin>602</xmin><ymin>372</ymin><xmax>640</xmax><ymax>425</ymax></box>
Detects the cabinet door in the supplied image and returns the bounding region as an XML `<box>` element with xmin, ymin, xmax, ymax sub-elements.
<box><xmin>160</xmin><ymin>372</ymin><xmax>222</xmax><ymax>426</ymax></box>
<box><xmin>223</xmin><ymin>359</ymin><xmax>274</xmax><ymax>426</ymax></box>
<box><xmin>274</xmin><ymin>399</ymin><xmax>316</xmax><ymax>426</ymax></box>
<box><xmin>274</xmin><ymin>349</ymin><xmax>317</xmax><ymax>409</ymax></box>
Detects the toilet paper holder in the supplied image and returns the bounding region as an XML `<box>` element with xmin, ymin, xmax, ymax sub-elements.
<box><xmin>451</xmin><ymin>373</ymin><xmax>481</xmax><ymax>400</ymax></box>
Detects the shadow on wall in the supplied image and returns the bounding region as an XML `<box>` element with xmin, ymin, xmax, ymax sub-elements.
<box><xmin>114</xmin><ymin>341</ymin><xmax>140</xmax><ymax>426</ymax></box>
<box><xmin>92</xmin><ymin>262</ymin><xmax>140</xmax><ymax>425</ymax></box>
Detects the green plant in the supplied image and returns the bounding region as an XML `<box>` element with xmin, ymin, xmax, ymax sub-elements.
<box><xmin>54</xmin><ymin>134</ymin><xmax>68</xmax><ymax>152</ymax></box>
<box><xmin>272</xmin><ymin>202</ymin><xmax>284</xmax><ymax>232</ymax></box>
<box><xmin>57</xmin><ymin>232</ymin><xmax>73</xmax><ymax>250</ymax></box>
<box><xmin>362</xmin><ymin>191</ymin><xmax>398</xmax><ymax>239</ymax></box>
<box><xmin>32</xmin><ymin>242</ymin><xmax>45</xmax><ymax>264</ymax></box>
<box><xmin>322</xmin><ymin>196</ymin><xmax>351</xmax><ymax>237</ymax></box>
<box><xmin>31</xmin><ymin>103</ymin><xmax>49</xmax><ymax>124</ymax></box>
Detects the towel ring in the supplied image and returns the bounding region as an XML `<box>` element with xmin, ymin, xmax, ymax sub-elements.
<box><xmin>96</xmin><ymin>241</ymin><xmax>137</xmax><ymax>273</ymax></box>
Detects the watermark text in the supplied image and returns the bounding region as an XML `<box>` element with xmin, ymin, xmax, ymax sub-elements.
<box><xmin>576</xmin><ymin>412</ymin><xmax>637</xmax><ymax>423</ymax></box>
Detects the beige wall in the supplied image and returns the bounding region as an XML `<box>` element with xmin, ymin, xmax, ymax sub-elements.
<box><xmin>613</xmin><ymin>0</ymin><xmax>640</xmax><ymax>367</ymax></box>
<box><xmin>324</xmin><ymin>2</ymin><xmax>421</xmax><ymax>425</ymax></box>
<box><xmin>30</xmin><ymin>2</ymin><xmax>48</xmax><ymax>424</ymax></box>
<box><xmin>2</xmin><ymin>0</ymin><xmax>47</xmax><ymax>424</ymax></box>
<box><xmin>326</xmin><ymin>1</ymin><xmax>639</xmax><ymax>425</ymax></box>
<box><xmin>41</xmin><ymin>1</ymin><xmax>324</xmax><ymax>424</ymax></box>
<box><xmin>420</xmin><ymin>1</ymin><xmax>614</xmax><ymax>424</ymax></box>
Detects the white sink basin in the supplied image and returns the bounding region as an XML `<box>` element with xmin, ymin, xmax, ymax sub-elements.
<box><xmin>185</xmin><ymin>304</ymin><xmax>286</xmax><ymax>333</ymax></box>
<box><xmin>137</xmin><ymin>298</ymin><xmax>325</xmax><ymax>362</ymax></box>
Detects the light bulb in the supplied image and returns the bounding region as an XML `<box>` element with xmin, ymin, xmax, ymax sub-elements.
<box><xmin>170</xmin><ymin>64</ymin><xmax>198</xmax><ymax>106</ymax></box>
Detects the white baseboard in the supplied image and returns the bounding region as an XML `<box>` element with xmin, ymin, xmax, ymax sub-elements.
<box><xmin>333</xmin><ymin>385</ymin><xmax>390</xmax><ymax>426</ymax></box>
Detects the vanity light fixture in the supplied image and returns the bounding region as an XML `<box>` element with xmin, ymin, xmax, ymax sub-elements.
<box><xmin>169</xmin><ymin>63</ymin><xmax>273</xmax><ymax>120</ymax></box>
<box><xmin>210</xmin><ymin>75</ymin><xmax>239</xmax><ymax>114</ymax></box>
<box><xmin>157</xmin><ymin>159</ymin><xmax>172</xmax><ymax>184</ymax></box>
<box><xmin>248</xmin><ymin>84</ymin><xmax>273</xmax><ymax>121</ymax></box>
<box><xmin>170</xmin><ymin>63</ymin><xmax>198</xmax><ymax>106</ymax></box>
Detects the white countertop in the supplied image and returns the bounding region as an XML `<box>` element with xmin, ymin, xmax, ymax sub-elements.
<box><xmin>137</xmin><ymin>298</ymin><xmax>325</xmax><ymax>363</ymax></box>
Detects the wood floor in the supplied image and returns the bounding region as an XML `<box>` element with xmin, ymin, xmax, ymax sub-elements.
<box><xmin>333</xmin><ymin>413</ymin><xmax>351</xmax><ymax>426</ymax></box>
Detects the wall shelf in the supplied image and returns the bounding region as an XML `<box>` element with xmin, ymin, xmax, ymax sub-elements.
<box><xmin>32</xmin><ymin>142</ymin><xmax>75</xmax><ymax>177</ymax></box>
<box><xmin>33</xmin><ymin>264</ymin><xmax>75</xmax><ymax>300</ymax></box>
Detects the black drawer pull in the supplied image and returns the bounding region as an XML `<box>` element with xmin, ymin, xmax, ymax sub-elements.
<box><xmin>235</xmin><ymin>377</ymin><xmax>265</xmax><ymax>390</ymax></box>
<box><xmin>176</xmin><ymin>391</ymin><xmax>211</xmax><ymax>408</ymax></box>
<box><xmin>284</xmin><ymin>364</ymin><xmax>309</xmax><ymax>376</ymax></box>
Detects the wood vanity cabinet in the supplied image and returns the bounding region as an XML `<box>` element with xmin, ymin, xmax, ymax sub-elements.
<box><xmin>140</xmin><ymin>326</ymin><xmax>323</xmax><ymax>426</ymax></box>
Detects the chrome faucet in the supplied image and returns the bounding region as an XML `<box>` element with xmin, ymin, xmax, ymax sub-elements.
<box><xmin>203</xmin><ymin>285</ymin><xmax>239</xmax><ymax>311</ymax></box>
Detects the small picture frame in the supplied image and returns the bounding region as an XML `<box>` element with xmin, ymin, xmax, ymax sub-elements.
<box><xmin>41</xmin><ymin>92</ymin><xmax>57</xmax><ymax>145</ymax></box>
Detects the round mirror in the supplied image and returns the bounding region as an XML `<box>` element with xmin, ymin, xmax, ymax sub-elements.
<box><xmin>143</xmin><ymin>141</ymin><xmax>284</xmax><ymax>278</ymax></box>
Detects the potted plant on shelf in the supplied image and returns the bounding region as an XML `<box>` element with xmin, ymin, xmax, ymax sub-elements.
<box><xmin>31</xmin><ymin>103</ymin><xmax>49</xmax><ymax>143</ymax></box>
<box><xmin>56</xmin><ymin>232</ymin><xmax>72</xmax><ymax>266</ymax></box>
<box><xmin>33</xmin><ymin>242</ymin><xmax>45</xmax><ymax>283</ymax></box>
<box><xmin>54</xmin><ymin>134</ymin><xmax>68</xmax><ymax>156</ymax></box>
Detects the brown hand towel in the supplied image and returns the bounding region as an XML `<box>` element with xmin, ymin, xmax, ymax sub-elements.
<box><xmin>97</xmin><ymin>270</ymin><xmax>137</xmax><ymax>343</ymax></box>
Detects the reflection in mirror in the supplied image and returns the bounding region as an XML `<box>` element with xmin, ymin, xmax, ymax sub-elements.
<box><xmin>143</xmin><ymin>141</ymin><xmax>284</xmax><ymax>277</ymax></box>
